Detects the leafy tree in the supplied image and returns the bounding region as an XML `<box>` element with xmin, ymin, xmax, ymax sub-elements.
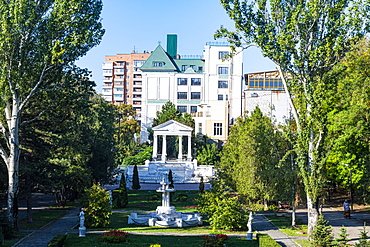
<box><xmin>217</xmin><ymin>107</ymin><xmax>291</xmax><ymax>206</ymax></box>
<box><xmin>198</xmin><ymin>183</ymin><xmax>248</xmax><ymax>230</ymax></box>
<box><xmin>196</xmin><ymin>143</ymin><xmax>220</xmax><ymax>166</ymax></box>
<box><xmin>217</xmin><ymin>0</ymin><xmax>369</xmax><ymax>235</ymax></box>
<box><xmin>132</xmin><ymin>165</ymin><xmax>141</xmax><ymax>190</ymax></box>
<box><xmin>123</xmin><ymin>146</ymin><xmax>152</xmax><ymax>166</ymax></box>
<box><xmin>323</xmin><ymin>40</ymin><xmax>370</xmax><ymax>204</ymax></box>
<box><xmin>0</xmin><ymin>0</ymin><xmax>104</xmax><ymax>227</ymax></box>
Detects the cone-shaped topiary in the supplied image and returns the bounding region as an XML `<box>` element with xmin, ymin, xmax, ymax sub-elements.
<box><xmin>132</xmin><ymin>165</ymin><xmax>141</xmax><ymax>190</ymax></box>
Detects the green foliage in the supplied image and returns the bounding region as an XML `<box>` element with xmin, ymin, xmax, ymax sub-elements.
<box><xmin>82</xmin><ymin>184</ymin><xmax>112</xmax><ymax>228</ymax></box>
<box><xmin>323</xmin><ymin>40</ymin><xmax>370</xmax><ymax>203</ymax></box>
<box><xmin>217</xmin><ymin>107</ymin><xmax>291</xmax><ymax>202</ymax></box>
<box><xmin>0</xmin><ymin>224</ymin><xmax>3</xmax><ymax>247</ymax></box>
<box><xmin>47</xmin><ymin>234</ymin><xmax>67</xmax><ymax>247</ymax></box>
<box><xmin>0</xmin><ymin>211</ymin><xmax>15</xmax><ymax>240</ymax></box>
<box><xmin>117</xmin><ymin>176</ymin><xmax>128</xmax><ymax>208</ymax></box>
<box><xmin>196</xmin><ymin>143</ymin><xmax>220</xmax><ymax>166</ymax></box>
<box><xmin>123</xmin><ymin>146</ymin><xmax>152</xmax><ymax>166</ymax></box>
<box><xmin>310</xmin><ymin>215</ymin><xmax>334</xmax><ymax>247</ymax></box>
<box><xmin>218</xmin><ymin>0</ymin><xmax>370</xmax><ymax>234</ymax></box>
<box><xmin>99</xmin><ymin>230</ymin><xmax>129</xmax><ymax>243</ymax></box>
<box><xmin>198</xmin><ymin>187</ymin><xmax>247</xmax><ymax>230</ymax></box>
<box><xmin>150</xmin><ymin>244</ymin><xmax>161</xmax><ymax>247</ymax></box>
<box><xmin>257</xmin><ymin>233</ymin><xmax>280</xmax><ymax>247</ymax></box>
<box><xmin>333</xmin><ymin>226</ymin><xmax>350</xmax><ymax>247</ymax></box>
<box><xmin>132</xmin><ymin>165</ymin><xmax>141</xmax><ymax>190</ymax></box>
<box><xmin>355</xmin><ymin>225</ymin><xmax>370</xmax><ymax>247</ymax></box>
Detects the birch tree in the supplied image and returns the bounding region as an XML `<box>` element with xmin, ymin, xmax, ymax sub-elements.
<box><xmin>0</xmin><ymin>0</ymin><xmax>104</xmax><ymax>227</ymax></box>
<box><xmin>217</xmin><ymin>0</ymin><xmax>369</xmax><ymax>235</ymax></box>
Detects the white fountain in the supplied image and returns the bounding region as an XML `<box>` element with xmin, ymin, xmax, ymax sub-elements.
<box><xmin>128</xmin><ymin>175</ymin><xmax>202</xmax><ymax>228</ymax></box>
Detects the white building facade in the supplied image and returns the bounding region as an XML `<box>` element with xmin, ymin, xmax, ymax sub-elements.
<box><xmin>140</xmin><ymin>35</ymin><xmax>243</xmax><ymax>142</ymax></box>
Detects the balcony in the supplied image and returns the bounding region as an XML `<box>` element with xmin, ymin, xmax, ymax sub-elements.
<box><xmin>133</xmin><ymin>101</ymin><xmax>142</xmax><ymax>105</ymax></box>
<box><xmin>133</xmin><ymin>74</ymin><xmax>142</xmax><ymax>79</ymax></box>
<box><xmin>191</xmin><ymin>112</ymin><xmax>203</xmax><ymax>117</ymax></box>
<box><xmin>133</xmin><ymin>88</ymin><xmax>142</xmax><ymax>92</ymax></box>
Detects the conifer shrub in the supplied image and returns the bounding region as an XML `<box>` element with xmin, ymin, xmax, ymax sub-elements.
<box><xmin>112</xmin><ymin>175</ymin><xmax>128</xmax><ymax>208</ymax></box>
<box><xmin>355</xmin><ymin>225</ymin><xmax>370</xmax><ymax>247</ymax></box>
<box><xmin>82</xmin><ymin>183</ymin><xmax>112</xmax><ymax>228</ymax></box>
<box><xmin>334</xmin><ymin>226</ymin><xmax>350</xmax><ymax>246</ymax></box>
<box><xmin>132</xmin><ymin>165</ymin><xmax>141</xmax><ymax>190</ymax></box>
<box><xmin>199</xmin><ymin>176</ymin><xmax>205</xmax><ymax>193</ymax></box>
<box><xmin>311</xmin><ymin>214</ymin><xmax>334</xmax><ymax>247</ymax></box>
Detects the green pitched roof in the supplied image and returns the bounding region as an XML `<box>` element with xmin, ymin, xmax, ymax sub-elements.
<box><xmin>140</xmin><ymin>45</ymin><xmax>178</xmax><ymax>72</ymax></box>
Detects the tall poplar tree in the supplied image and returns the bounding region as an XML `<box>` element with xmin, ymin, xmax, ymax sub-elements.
<box><xmin>217</xmin><ymin>0</ymin><xmax>369</xmax><ymax>235</ymax></box>
<box><xmin>0</xmin><ymin>0</ymin><xmax>104</xmax><ymax>227</ymax></box>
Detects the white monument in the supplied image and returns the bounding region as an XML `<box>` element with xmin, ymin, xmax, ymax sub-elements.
<box><xmin>128</xmin><ymin>174</ymin><xmax>202</xmax><ymax>228</ymax></box>
<box><xmin>246</xmin><ymin>212</ymin><xmax>253</xmax><ymax>240</ymax></box>
<box><xmin>79</xmin><ymin>208</ymin><xmax>86</xmax><ymax>237</ymax></box>
<box><xmin>123</xmin><ymin>120</ymin><xmax>214</xmax><ymax>184</ymax></box>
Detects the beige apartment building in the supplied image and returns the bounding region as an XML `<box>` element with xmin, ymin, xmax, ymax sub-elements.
<box><xmin>102</xmin><ymin>52</ymin><xmax>151</xmax><ymax>117</ymax></box>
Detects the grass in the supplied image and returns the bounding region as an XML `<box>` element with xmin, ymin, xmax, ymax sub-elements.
<box><xmin>64</xmin><ymin>233</ymin><xmax>258</xmax><ymax>247</ymax></box>
<box><xmin>264</xmin><ymin>214</ymin><xmax>308</xmax><ymax>236</ymax></box>
<box><xmin>18</xmin><ymin>210</ymin><xmax>68</xmax><ymax>230</ymax></box>
<box><xmin>3</xmin><ymin>231</ymin><xmax>29</xmax><ymax>247</ymax></box>
<box><xmin>121</xmin><ymin>190</ymin><xmax>200</xmax><ymax>213</ymax></box>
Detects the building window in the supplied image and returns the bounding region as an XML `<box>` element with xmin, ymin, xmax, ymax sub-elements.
<box><xmin>191</xmin><ymin>92</ymin><xmax>201</xmax><ymax>100</ymax></box>
<box><xmin>116</xmin><ymin>88</ymin><xmax>124</xmax><ymax>91</ymax></box>
<box><xmin>218</xmin><ymin>80</ymin><xmax>228</xmax><ymax>88</ymax></box>
<box><xmin>182</xmin><ymin>65</ymin><xmax>187</xmax><ymax>71</ymax></box>
<box><xmin>177</xmin><ymin>105</ymin><xmax>187</xmax><ymax>113</ymax></box>
<box><xmin>103</xmin><ymin>88</ymin><xmax>111</xmax><ymax>92</ymax></box>
<box><xmin>153</xmin><ymin>62</ymin><xmax>164</xmax><ymax>67</ymax></box>
<box><xmin>177</xmin><ymin>92</ymin><xmax>188</xmax><ymax>99</ymax></box>
<box><xmin>177</xmin><ymin>78</ymin><xmax>188</xmax><ymax>85</ymax></box>
<box><xmin>218</xmin><ymin>67</ymin><xmax>229</xmax><ymax>74</ymax></box>
<box><xmin>190</xmin><ymin>65</ymin><xmax>196</xmax><ymax>70</ymax></box>
<box><xmin>219</xmin><ymin>51</ymin><xmax>229</xmax><ymax>59</ymax></box>
<box><xmin>198</xmin><ymin>66</ymin><xmax>203</xmax><ymax>72</ymax></box>
<box><xmin>218</xmin><ymin>94</ymin><xmax>223</xmax><ymax>100</ymax></box>
<box><xmin>198</xmin><ymin>123</ymin><xmax>202</xmax><ymax>134</ymax></box>
<box><xmin>134</xmin><ymin>60</ymin><xmax>145</xmax><ymax>67</ymax></box>
<box><xmin>103</xmin><ymin>69</ymin><xmax>112</xmax><ymax>73</ymax></box>
<box><xmin>191</xmin><ymin>106</ymin><xmax>197</xmax><ymax>113</ymax></box>
<box><xmin>214</xmin><ymin>123</ymin><xmax>223</xmax><ymax>136</ymax></box>
<box><xmin>191</xmin><ymin>78</ymin><xmax>201</xmax><ymax>85</ymax></box>
<box><xmin>119</xmin><ymin>75</ymin><xmax>124</xmax><ymax>79</ymax></box>
<box><xmin>114</xmin><ymin>94</ymin><xmax>123</xmax><ymax>98</ymax></box>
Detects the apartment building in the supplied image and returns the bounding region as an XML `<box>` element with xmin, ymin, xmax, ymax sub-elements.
<box><xmin>140</xmin><ymin>34</ymin><xmax>244</xmax><ymax>142</ymax></box>
<box><xmin>243</xmin><ymin>71</ymin><xmax>291</xmax><ymax>124</ymax></box>
<box><xmin>102</xmin><ymin>52</ymin><xmax>151</xmax><ymax>117</ymax></box>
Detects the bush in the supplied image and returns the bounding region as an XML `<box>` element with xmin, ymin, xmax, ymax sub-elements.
<box><xmin>0</xmin><ymin>224</ymin><xmax>3</xmax><ymax>247</ymax></box>
<box><xmin>82</xmin><ymin>183</ymin><xmax>112</xmax><ymax>228</ymax></box>
<box><xmin>0</xmin><ymin>211</ymin><xmax>15</xmax><ymax>240</ymax></box>
<box><xmin>257</xmin><ymin>233</ymin><xmax>280</xmax><ymax>246</ymax></box>
<box><xmin>175</xmin><ymin>194</ymin><xmax>188</xmax><ymax>202</ymax></box>
<box><xmin>149</xmin><ymin>244</ymin><xmax>161</xmax><ymax>247</ymax></box>
<box><xmin>132</xmin><ymin>165</ymin><xmax>141</xmax><ymax>190</ymax></box>
<box><xmin>99</xmin><ymin>230</ymin><xmax>129</xmax><ymax>243</ymax></box>
<box><xmin>311</xmin><ymin>214</ymin><xmax>333</xmax><ymax>247</ymax></box>
<box><xmin>202</xmin><ymin>234</ymin><xmax>228</xmax><ymax>247</ymax></box>
<box><xmin>47</xmin><ymin>234</ymin><xmax>67</xmax><ymax>247</ymax></box>
<box><xmin>198</xmin><ymin>190</ymin><xmax>247</xmax><ymax>230</ymax></box>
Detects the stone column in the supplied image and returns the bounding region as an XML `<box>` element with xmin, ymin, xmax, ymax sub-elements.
<box><xmin>153</xmin><ymin>134</ymin><xmax>158</xmax><ymax>160</ymax></box>
<box><xmin>178</xmin><ymin>135</ymin><xmax>183</xmax><ymax>161</ymax></box>
<box><xmin>187</xmin><ymin>134</ymin><xmax>192</xmax><ymax>161</ymax></box>
<box><xmin>162</xmin><ymin>135</ymin><xmax>167</xmax><ymax>162</ymax></box>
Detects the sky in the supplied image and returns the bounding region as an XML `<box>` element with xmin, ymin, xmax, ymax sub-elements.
<box><xmin>76</xmin><ymin>0</ymin><xmax>276</xmax><ymax>93</ymax></box>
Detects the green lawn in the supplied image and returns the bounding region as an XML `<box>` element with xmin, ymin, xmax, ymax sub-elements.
<box><xmin>64</xmin><ymin>233</ymin><xmax>258</xmax><ymax>247</ymax></box>
<box><xmin>264</xmin><ymin>214</ymin><xmax>308</xmax><ymax>236</ymax></box>
<box><xmin>18</xmin><ymin>210</ymin><xmax>68</xmax><ymax>230</ymax></box>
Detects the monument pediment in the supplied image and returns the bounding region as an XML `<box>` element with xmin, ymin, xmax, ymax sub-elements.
<box><xmin>152</xmin><ymin>120</ymin><xmax>193</xmax><ymax>136</ymax></box>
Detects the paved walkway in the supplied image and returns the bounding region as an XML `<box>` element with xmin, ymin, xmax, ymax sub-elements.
<box><xmin>14</xmin><ymin>208</ymin><xmax>79</xmax><ymax>247</ymax></box>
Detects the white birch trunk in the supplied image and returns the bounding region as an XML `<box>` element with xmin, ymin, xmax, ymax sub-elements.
<box><xmin>6</xmin><ymin>92</ymin><xmax>21</xmax><ymax>227</ymax></box>
<box><xmin>307</xmin><ymin>195</ymin><xmax>319</xmax><ymax>237</ymax></box>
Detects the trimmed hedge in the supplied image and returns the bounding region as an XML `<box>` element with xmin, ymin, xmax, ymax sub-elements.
<box><xmin>257</xmin><ymin>233</ymin><xmax>280</xmax><ymax>247</ymax></box>
<box><xmin>48</xmin><ymin>234</ymin><xmax>67</xmax><ymax>247</ymax></box>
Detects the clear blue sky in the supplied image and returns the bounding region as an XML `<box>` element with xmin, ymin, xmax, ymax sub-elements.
<box><xmin>76</xmin><ymin>0</ymin><xmax>275</xmax><ymax>92</ymax></box>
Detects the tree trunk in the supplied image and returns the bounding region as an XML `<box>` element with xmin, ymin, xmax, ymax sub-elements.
<box><xmin>307</xmin><ymin>195</ymin><xmax>319</xmax><ymax>237</ymax></box>
<box><xmin>7</xmin><ymin>95</ymin><xmax>21</xmax><ymax>229</ymax></box>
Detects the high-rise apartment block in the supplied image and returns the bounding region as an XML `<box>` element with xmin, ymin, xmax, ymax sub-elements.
<box><xmin>102</xmin><ymin>52</ymin><xmax>151</xmax><ymax>117</ymax></box>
